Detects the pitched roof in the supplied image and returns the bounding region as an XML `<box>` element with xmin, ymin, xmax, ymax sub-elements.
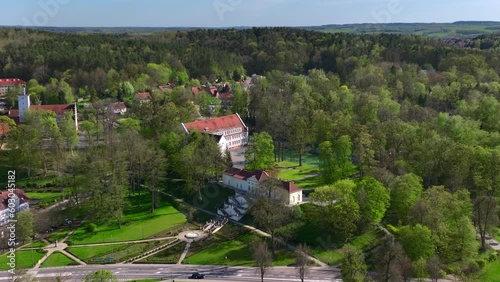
<box><xmin>224</xmin><ymin>167</ymin><xmax>270</xmax><ymax>182</ymax></box>
<box><xmin>183</xmin><ymin>114</ymin><xmax>246</xmax><ymax>134</ymax></box>
<box><xmin>281</xmin><ymin>181</ymin><xmax>302</xmax><ymax>194</ymax></box>
<box><xmin>0</xmin><ymin>78</ymin><xmax>26</xmax><ymax>86</ymax></box>
<box><xmin>30</xmin><ymin>104</ymin><xmax>74</xmax><ymax>115</ymax></box>
<box><xmin>191</xmin><ymin>86</ymin><xmax>201</xmax><ymax>96</ymax></box>
<box><xmin>111</xmin><ymin>102</ymin><xmax>127</xmax><ymax>111</ymax></box>
<box><xmin>135</xmin><ymin>92</ymin><xmax>152</xmax><ymax>100</ymax></box>
<box><xmin>7</xmin><ymin>104</ymin><xmax>74</xmax><ymax>120</ymax></box>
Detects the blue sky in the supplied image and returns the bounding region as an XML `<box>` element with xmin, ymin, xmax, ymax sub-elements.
<box><xmin>2</xmin><ymin>0</ymin><xmax>500</xmax><ymax>27</ymax></box>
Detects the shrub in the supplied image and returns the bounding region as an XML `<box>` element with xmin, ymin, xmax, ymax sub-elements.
<box><xmin>86</xmin><ymin>223</ymin><xmax>97</xmax><ymax>234</ymax></box>
<box><xmin>488</xmin><ymin>252</ymin><xmax>497</xmax><ymax>262</ymax></box>
<box><xmin>476</xmin><ymin>259</ymin><xmax>486</xmax><ymax>269</ymax></box>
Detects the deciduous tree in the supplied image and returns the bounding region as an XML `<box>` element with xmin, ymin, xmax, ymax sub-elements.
<box><xmin>245</xmin><ymin>132</ymin><xmax>275</xmax><ymax>170</ymax></box>
<box><xmin>341</xmin><ymin>245</ymin><xmax>367</xmax><ymax>282</ymax></box>
<box><xmin>252</xmin><ymin>240</ymin><xmax>272</xmax><ymax>282</ymax></box>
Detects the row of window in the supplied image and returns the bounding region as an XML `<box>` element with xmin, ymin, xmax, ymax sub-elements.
<box><xmin>229</xmin><ymin>140</ymin><xmax>241</xmax><ymax>146</ymax></box>
<box><xmin>223</xmin><ymin>128</ymin><xmax>242</xmax><ymax>136</ymax></box>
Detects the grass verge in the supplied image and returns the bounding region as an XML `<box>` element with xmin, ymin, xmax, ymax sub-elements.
<box><xmin>40</xmin><ymin>251</ymin><xmax>77</xmax><ymax>268</ymax></box>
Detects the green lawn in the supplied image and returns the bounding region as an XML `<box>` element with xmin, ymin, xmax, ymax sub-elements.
<box><xmin>277</xmin><ymin>164</ymin><xmax>319</xmax><ymax>181</ymax></box>
<box><xmin>478</xmin><ymin>260</ymin><xmax>500</xmax><ymax>282</ymax></box>
<box><xmin>0</xmin><ymin>250</ymin><xmax>45</xmax><ymax>270</ymax></box>
<box><xmin>186</xmin><ymin>233</ymin><xmax>295</xmax><ymax>266</ymax></box>
<box><xmin>27</xmin><ymin>192</ymin><xmax>65</xmax><ymax>204</ymax></box>
<box><xmin>40</xmin><ymin>252</ymin><xmax>76</xmax><ymax>268</ymax></box>
<box><xmin>312</xmin><ymin>248</ymin><xmax>344</xmax><ymax>265</ymax></box>
<box><xmin>68</xmin><ymin>203</ymin><xmax>186</xmax><ymax>245</ymax></box>
<box><xmin>137</xmin><ymin>241</ymin><xmax>186</xmax><ymax>264</ymax></box>
<box><xmin>68</xmin><ymin>244</ymin><xmax>128</xmax><ymax>260</ymax></box>
<box><xmin>23</xmin><ymin>240</ymin><xmax>48</xmax><ymax>248</ymax></box>
<box><xmin>47</xmin><ymin>228</ymin><xmax>71</xmax><ymax>243</ymax></box>
<box><xmin>310</xmin><ymin>229</ymin><xmax>382</xmax><ymax>266</ymax></box>
<box><xmin>293</xmin><ymin>175</ymin><xmax>324</xmax><ymax>189</ymax></box>
<box><xmin>68</xmin><ymin>240</ymin><xmax>173</xmax><ymax>263</ymax></box>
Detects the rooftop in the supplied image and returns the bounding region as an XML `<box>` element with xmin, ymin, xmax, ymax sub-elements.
<box><xmin>183</xmin><ymin>114</ymin><xmax>246</xmax><ymax>134</ymax></box>
<box><xmin>0</xmin><ymin>78</ymin><xmax>26</xmax><ymax>86</ymax></box>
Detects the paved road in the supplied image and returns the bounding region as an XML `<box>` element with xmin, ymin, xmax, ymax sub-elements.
<box><xmin>1</xmin><ymin>265</ymin><xmax>341</xmax><ymax>282</ymax></box>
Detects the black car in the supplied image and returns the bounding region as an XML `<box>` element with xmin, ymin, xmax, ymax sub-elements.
<box><xmin>189</xmin><ymin>272</ymin><xmax>205</xmax><ymax>279</ymax></box>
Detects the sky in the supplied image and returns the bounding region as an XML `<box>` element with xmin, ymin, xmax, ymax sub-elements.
<box><xmin>1</xmin><ymin>0</ymin><xmax>500</xmax><ymax>28</ymax></box>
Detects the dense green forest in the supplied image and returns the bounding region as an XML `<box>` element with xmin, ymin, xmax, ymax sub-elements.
<box><xmin>2</xmin><ymin>27</ymin><xmax>500</xmax><ymax>280</ymax></box>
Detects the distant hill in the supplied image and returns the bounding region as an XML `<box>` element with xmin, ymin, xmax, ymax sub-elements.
<box><xmin>303</xmin><ymin>21</ymin><xmax>500</xmax><ymax>38</ymax></box>
<box><xmin>2</xmin><ymin>21</ymin><xmax>500</xmax><ymax>38</ymax></box>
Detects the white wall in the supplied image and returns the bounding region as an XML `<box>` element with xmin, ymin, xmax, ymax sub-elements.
<box><xmin>222</xmin><ymin>174</ymin><xmax>249</xmax><ymax>192</ymax></box>
<box><xmin>289</xmin><ymin>191</ymin><xmax>303</xmax><ymax>205</ymax></box>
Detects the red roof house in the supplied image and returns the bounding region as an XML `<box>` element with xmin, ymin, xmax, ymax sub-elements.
<box><xmin>134</xmin><ymin>92</ymin><xmax>152</xmax><ymax>101</ymax></box>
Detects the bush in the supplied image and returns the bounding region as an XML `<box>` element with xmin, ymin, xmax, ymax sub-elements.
<box><xmin>476</xmin><ymin>259</ymin><xmax>486</xmax><ymax>269</ymax></box>
<box><xmin>488</xmin><ymin>252</ymin><xmax>497</xmax><ymax>262</ymax></box>
<box><xmin>86</xmin><ymin>223</ymin><xmax>97</xmax><ymax>234</ymax></box>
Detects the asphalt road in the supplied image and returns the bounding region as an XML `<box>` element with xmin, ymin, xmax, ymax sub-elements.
<box><xmin>1</xmin><ymin>265</ymin><xmax>341</xmax><ymax>282</ymax></box>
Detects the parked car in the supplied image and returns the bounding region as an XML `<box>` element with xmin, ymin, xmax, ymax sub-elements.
<box><xmin>189</xmin><ymin>272</ymin><xmax>205</xmax><ymax>279</ymax></box>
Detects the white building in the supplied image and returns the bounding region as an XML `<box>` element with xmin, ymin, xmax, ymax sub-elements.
<box><xmin>110</xmin><ymin>102</ymin><xmax>127</xmax><ymax>115</ymax></box>
<box><xmin>0</xmin><ymin>189</ymin><xmax>30</xmax><ymax>226</ymax></box>
<box><xmin>181</xmin><ymin>113</ymin><xmax>248</xmax><ymax>150</ymax></box>
<box><xmin>222</xmin><ymin>168</ymin><xmax>303</xmax><ymax>205</ymax></box>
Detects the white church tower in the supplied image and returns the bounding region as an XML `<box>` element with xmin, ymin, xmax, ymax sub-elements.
<box><xmin>18</xmin><ymin>87</ymin><xmax>30</xmax><ymax>123</ymax></box>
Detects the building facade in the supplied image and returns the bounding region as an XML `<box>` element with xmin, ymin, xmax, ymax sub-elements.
<box><xmin>222</xmin><ymin>168</ymin><xmax>303</xmax><ymax>205</ymax></box>
<box><xmin>181</xmin><ymin>113</ymin><xmax>248</xmax><ymax>150</ymax></box>
<box><xmin>0</xmin><ymin>79</ymin><xmax>26</xmax><ymax>96</ymax></box>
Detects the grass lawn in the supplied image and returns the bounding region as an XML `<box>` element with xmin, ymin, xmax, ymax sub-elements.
<box><xmin>27</xmin><ymin>192</ymin><xmax>65</xmax><ymax>204</ymax></box>
<box><xmin>478</xmin><ymin>260</ymin><xmax>500</xmax><ymax>282</ymax></box>
<box><xmin>294</xmin><ymin>175</ymin><xmax>324</xmax><ymax>190</ymax></box>
<box><xmin>288</xmin><ymin>204</ymin><xmax>383</xmax><ymax>266</ymax></box>
<box><xmin>277</xmin><ymin>164</ymin><xmax>319</xmax><ymax>181</ymax></box>
<box><xmin>47</xmin><ymin>228</ymin><xmax>71</xmax><ymax>243</ymax></box>
<box><xmin>309</xmin><ymin>229</ymin><xmax>382</xmax><ymax>266</ymax></box>
<box><xmin>40</xmin><ymin>252</ymin><xmax>77</xmax><ymax>268</ymax></box>
<box><xmin>68</xmin><ymin>201</ymin><xmax>186</xmax><ymax>245</ymax></box>
<box><xmin>23</xmin><ymin>240</ymin><xmax>48</xmax><ymax>248</ymax></box>
<box><xmin>0</xmin><ymin>250</ymin><xmax>45</xmax><ymax>270</ymax></box>
<box><xmin>186</xmin><ymin>233</ymin><xmax>295</xmax><ymax>267</ymax></box>
<box><xmin>68</xmin><ymin>240</ymin><xmax>173</xmax><ymax>263</ymax></box>
<box><xmin>68</xmin><ymin>244</ymin><xmax>128</xmax><ymax>260</ymax></box>
<box><xmin>137</xmin><ymin>241</ymin><xmax>186</xmax><ymax>264</ymax></box>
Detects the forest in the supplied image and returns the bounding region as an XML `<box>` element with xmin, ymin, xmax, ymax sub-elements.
<box><xmin>1</xmin><ymin>27</ymin><xmax>500</xmax><ymax>281</ymax></box>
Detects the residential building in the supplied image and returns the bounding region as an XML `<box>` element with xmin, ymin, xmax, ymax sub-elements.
<box><xmin>222</xmin><ymin>168</ymin><xmax>303</xmax><ymax>205</ymax></box>
<box><xmin>222</xmin><ymin>167</ymin><xmax>270</xmax><ymax>193</ymax></box>
<box><xmin>110</xmin><ymin>102</ymin><xmax>127</xmax><ymax>115</ymax></box>
<box><xmin>0</xmin><ymin>189</ymin><xmax>29</xmax><ymax>226</ymax></box>
<box><xmin>181</xmin><ymin>113</ymin><xmax>248</xmax><ymax>150</ymax></box>
<box><xmin>7</xmin><ymin>88</ymin><xmax>78</xmax><ymax>129</ymax></box>
<box><xmin>0</xmin><ymin>79</ymin><xmax>26</xmax><ymax>96</ymax></box>
<box><xmin>134</xmin><ymin>92</ymin><xmax>152</xmax><ymax>102</ymax></box>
